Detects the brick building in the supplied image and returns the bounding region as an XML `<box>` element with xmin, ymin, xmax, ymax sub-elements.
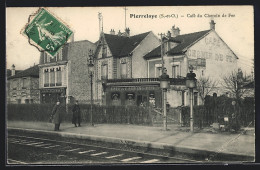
<box><xmin>38</xmin><ymin>40</ymin><xmax>96</xmax><ymax>104</ymax></box>
<box><xmin>7</xmin><ymin>65</ymin><xmax>40</xmax><ymax>104</ymax></box>
<box><xmin>144</xmin><ymin>20</ymin><xmax>238</xmax><ymax>107</ymax></box>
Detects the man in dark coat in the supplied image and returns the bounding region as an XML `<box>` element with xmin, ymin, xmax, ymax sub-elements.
<box><xmin>72</xmin><ymin>100</ymin><xmax>81</xmax><ymax>127</ymax></box>
<box><xmin>51</xmin><ymin>101</ymin><xmax>64</xmax><ymax>131</ymax></box>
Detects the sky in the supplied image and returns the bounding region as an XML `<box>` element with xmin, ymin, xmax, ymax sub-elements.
<box><xmin>6</xmin><ymin>6</ymin><xmax>254</xmax><ymax>74</ymax></box>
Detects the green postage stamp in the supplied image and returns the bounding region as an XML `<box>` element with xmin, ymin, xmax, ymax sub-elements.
<box><xmin>22</xmin><ymin>8</ymin><xmax>73</xmax><ymax>56</ymax></box>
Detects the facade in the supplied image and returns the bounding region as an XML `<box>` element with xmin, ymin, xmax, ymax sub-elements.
<box><xmin>6</xmin><ymin>64</ymin><xmax>23</xmax><ymax>103</ymax></box>
<box><xmin>7</xmin><ymin>65</ymin><xmax>40</xmax><ymax>104</ymax></box>
<box><xmin>144</xmin><ymin>20</ymin><xmax>238</xmax><ymax>107</ymax></box>
<box><xmin>94</xmin><ymin>28</ymin><xmax>162</xmax><ymax>106</ymax></box>
<box><xmin>38</xmin><ymin>40</ymin><xmax>96</xmax><ymax>104</ymax></box>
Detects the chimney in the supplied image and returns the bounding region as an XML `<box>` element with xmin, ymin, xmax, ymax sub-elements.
<box><xmin>167</xmin><ymin>30</ymin><xmax>171</xmax><ymax>38</ymax></box>
<box><xmin>171</xmin><ymin>25</ymin><xmax>180</xmax><ymax>37</ymax></box>
<box><xmin>210</xmin><ymin>20</ymin><xmax>216</xmax><ymax>30</ymax></box>
<box><xmin>118</xmin><ymin>30</ymin><xmax>122</xmax><ymax>36</ymax></box>
<box><xmin>125</xmin><ymin>27</ymin><xmax>130</xmax><ymax>37</ymax></box>
<box><xmin>11</xmin><ymin>64</ymin><xmax>15</xmax><ymax>76</ymax></box>
<box><xmin>110</xmin><ymin>29</ymin><xmax>115</xmax><ymax>35</ymax></box>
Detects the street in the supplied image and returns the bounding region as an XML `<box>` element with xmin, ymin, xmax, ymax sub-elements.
<box><xmin>7</xmin><ymin>130</ymin><xmax>198</xmax><ymax>164</ymax></box>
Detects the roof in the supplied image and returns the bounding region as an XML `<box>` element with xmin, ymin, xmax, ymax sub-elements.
<box><xmin>144</xmin><ymin>30</ymin><xmax>211</xmax><ymax>60</ymax></box>
<box><xmin>103</xmin><ymin>31</ymin><xmax>151</xmax><ymax>58</ymax></box>
<box><xmin>143</xmin><ymin>45</ymin><xmax>161</xmax><ymax>60</ymax></box>
<box><xmin>7</xmin><ymin>65</ymin><xmax>39</xmax><ymax>80</ymax></box>
<box><xmin>6</xmin><ymin>69</ymin><xmax>23</xmax><ymax>77</ymax></box>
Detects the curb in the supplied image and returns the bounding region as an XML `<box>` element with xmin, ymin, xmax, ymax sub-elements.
<box><xmin>7</xmin><ymin>127</ymin><xmax>254</xmax><ymax>162</ymax></box>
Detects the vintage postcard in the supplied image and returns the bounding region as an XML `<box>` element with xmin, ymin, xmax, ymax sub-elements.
<box><xmin>6</xmin><ymin>6</ymin><xmax>255</xmax><ymax>165</ymax></box>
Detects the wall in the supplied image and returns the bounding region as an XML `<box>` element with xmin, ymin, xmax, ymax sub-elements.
<box><xmin>185</xmin><ymin>31</ymin><xmax>238</xmax><ymax>94</ymax></box>
<box><xmin>148</xmin><ymin>59</ymin><xmax>161</xmax><ymax>78</ymax></box>
<box><xmin>66</xmin><ymin>40</ymin><xmax>96</xmax><ymax>103</ymax></box>
<box><xmin>132</xmin><ymin>32</ymin><xmax>160</xmax><ymax>78</ymax></box>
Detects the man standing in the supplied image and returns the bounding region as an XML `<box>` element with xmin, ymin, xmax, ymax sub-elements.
<box><xmin>51</xmin><ymin>101</ymin><xmax>63</xmax><ymax>131</ymax></box>
<box><xmin>72</xmin><ymin>100</ymin><xmax>81</xmax><ymax>127</ymax></box>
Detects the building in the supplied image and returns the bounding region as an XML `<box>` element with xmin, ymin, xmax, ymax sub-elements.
<box><xmin>6</xmin><ymin>64</ymin><xmax>23</xmax><ymax>103</ymax></box>
<box><xmin>7</xmin><ymin>65</ymin><xmax>40</xmax><ymax>104</ymax></box>
<box><xmin>144</xmin><ymin>20</ymin><xmax>238</xmax><ymax>107</ymax></box>
<box><xmin>38</xmin><ymin>39</ymin><xmax>96</xmax><ymax>104</ymax></box>
<box><xmin>94</xmin><ymin>28</ymin><xmax>162</xmax><ymax>106</ymax></box>
<box><xmin>96</xmin><ymin>20</ymin><xmax>238</xmax><ymax>108</ymax></box>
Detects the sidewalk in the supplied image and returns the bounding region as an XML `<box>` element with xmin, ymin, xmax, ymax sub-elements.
<box><xmin>7</xmin><ymin>121</ymin><xmax>255</xmax><ymax>161</ymax></box>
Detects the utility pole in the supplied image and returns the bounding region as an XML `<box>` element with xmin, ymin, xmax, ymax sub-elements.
<box><xmin>158</xmin><ymin>33</ymin><xmax>169</xmax><ymax>131</ymax></box>
<box><xmin>124</xmin><ymin>7</ymin><xmax>128</xmax><ymax>30</ymax></box>
<box><xmin>158</xmin><ymin>33</ymin><xmax>165</xmax><ymax>73</ymax></box>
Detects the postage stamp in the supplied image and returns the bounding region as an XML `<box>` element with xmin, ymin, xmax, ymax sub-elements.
<box><xmin>22</xmin><ymin>8</ymin><xmax>73</xmax><ymax>56</ymax></box>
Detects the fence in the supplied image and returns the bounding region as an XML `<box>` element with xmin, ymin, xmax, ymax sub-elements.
<box><xmin>179</xmin><ymin>96</ymin><xmax>255</xmax><ymax>128</ymax></box>
<box><xmin>6</xmin><ymin>95</ymin><xmax>254</xmax><ymax>128</ymax></box>
<box><xmin>7</xmin><ymin>104</ymin><xmax>153</xmax><ymax>125</ymax></box>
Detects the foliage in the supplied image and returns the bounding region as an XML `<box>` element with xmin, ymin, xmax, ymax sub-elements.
<box><xmin>221</xmin><ymin>69</ymin><xmax>250</xmax><ymax>101</ymax></box>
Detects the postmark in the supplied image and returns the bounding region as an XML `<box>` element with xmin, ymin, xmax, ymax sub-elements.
<box><xmin>21</xmin><ymin>8</ymin><xmax>73</xmax><ymax>56</ymax></box>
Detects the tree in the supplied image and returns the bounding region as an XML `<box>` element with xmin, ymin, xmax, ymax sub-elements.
<box><xmin>221</xmin><ymin>69</ymin><xmax>249</xmax><ymax>101</ymax></box>
<box><xmin>196</xmin><ymin>76</ymin><xmax>218</xmax><ymax>105</ymax></box>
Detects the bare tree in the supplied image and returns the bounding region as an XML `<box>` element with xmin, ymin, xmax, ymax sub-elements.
<box><xmin>196</xmin><ymin>76</ymin><xmax>218</xmax><ymax>104</ymax></box>
<box><xmin>221</xmin><ymin>69</ymin><xmax>249</xmax><ymax>101</ymax></box>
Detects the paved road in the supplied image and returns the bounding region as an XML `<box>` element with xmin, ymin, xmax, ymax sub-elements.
<box><xmin>7</xmin><ymin>130</ymin><xmax>199</xmax><ymax>164</ymax></box>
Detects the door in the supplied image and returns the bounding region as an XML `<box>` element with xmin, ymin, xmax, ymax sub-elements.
<box><xmin>137</xmin><ymin>95</ymin><xmax>142</xmax><ymax>106</ymax></box>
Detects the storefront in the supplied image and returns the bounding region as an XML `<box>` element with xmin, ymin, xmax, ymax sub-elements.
<box><xmin>40</xmin><ymin>88</ymin><xmax>66</xmax><ymax>104</ymax></box>
<box><xmin>105</xmin><ymin>84</ymin><xmax>162</xmax><ymax>107</ymax></box>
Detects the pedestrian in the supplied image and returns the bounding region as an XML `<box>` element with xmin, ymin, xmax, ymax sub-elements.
<box><xmin>50</xmin><ymin>101</ymin><xmax>64</xmax><ymax>131</ymax></box>
<box><xmin>72</xmin><ymin>100</ymin><xmax>81</xmax><ymax>127</ymax></box>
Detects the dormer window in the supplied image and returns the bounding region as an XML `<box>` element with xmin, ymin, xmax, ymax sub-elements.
<box><xmin>120</xmin><ymin>59</ymin><xmax>127</xmax><ymax>78</ymax></box>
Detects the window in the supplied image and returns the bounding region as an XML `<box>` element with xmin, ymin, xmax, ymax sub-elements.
<box><xmin>12</xmin><ymin>80</ymin><xmax>17</xmax><ymax>90</ymax></box>
<box><xmin>182</xmin><ymin>91</ymin><xmax>185</xmax><ymax>105</ymax></box>
<box><xmin>121</xmin><ymin>63</ymin><xmax>127</xmax><ymax>78</ymax></box>
<box><xmin>25</xmin><ymin>99</ymin><xmax>29</xmax><ymax>104</ymax></box>
<box><xmin>50</xmin><ymin>56</ymin><xmax>56</xmax><ymax>63</ymax></box>
<box><xmin>50</xmin><ymin>68</ymin><xmax>55</xmax><ymax>87</ymax></box>
<box><xmin>44</xmin><ymin>53</ymin><xmax>47</xmax><ymax>63</ymax></box>
<box><xmin>172</xmin><ymin>65</ymin><xmax>180</xmax><ymax>78</ymax></box>
<box><xmin>44</xmin><ymin>69</ymin><xmax>49</xmax><ymax>87</ymax></box>
<box><xmin>22</xmin><ymin>78</ymin><xmax>29</xmax><ymax>89</ymax></box>
<box><xmin>57</xmin><ymin>51</ymin><xmax>62</xmax><ymax>61</ymax></box>
<box><xmin>56</xmin><ymin>67</ymin><xmax>62</xmax><ymax>86</ymax></box>
<box><xmin>155</xmin><ymin>67</ymin><xmax>162</xmax><ymax>78</ymax></box>
<box><xmin>44</xmin><ymin>67</ymin><xmax>63</xmax><ymax>87</ymax></box>
<box><xmin>101</xmin><ymin>64</ymin><xmax>108</xmax><ymax>79</ymax></box>
<box><xmin>102</xmin><ymin>46</ymin><xmax>107</xmax><ymax>58</ymax></box>
<box><xmin>16</xmin><ymin>99</ymin><xmax>21</xmax><ymax>104</ymax></box>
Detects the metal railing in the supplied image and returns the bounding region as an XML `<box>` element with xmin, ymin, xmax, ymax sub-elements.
<box><xmin>106</xmin><ymin>77</ymin><xmax>186</xmax><ymax>85</ymax></box>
